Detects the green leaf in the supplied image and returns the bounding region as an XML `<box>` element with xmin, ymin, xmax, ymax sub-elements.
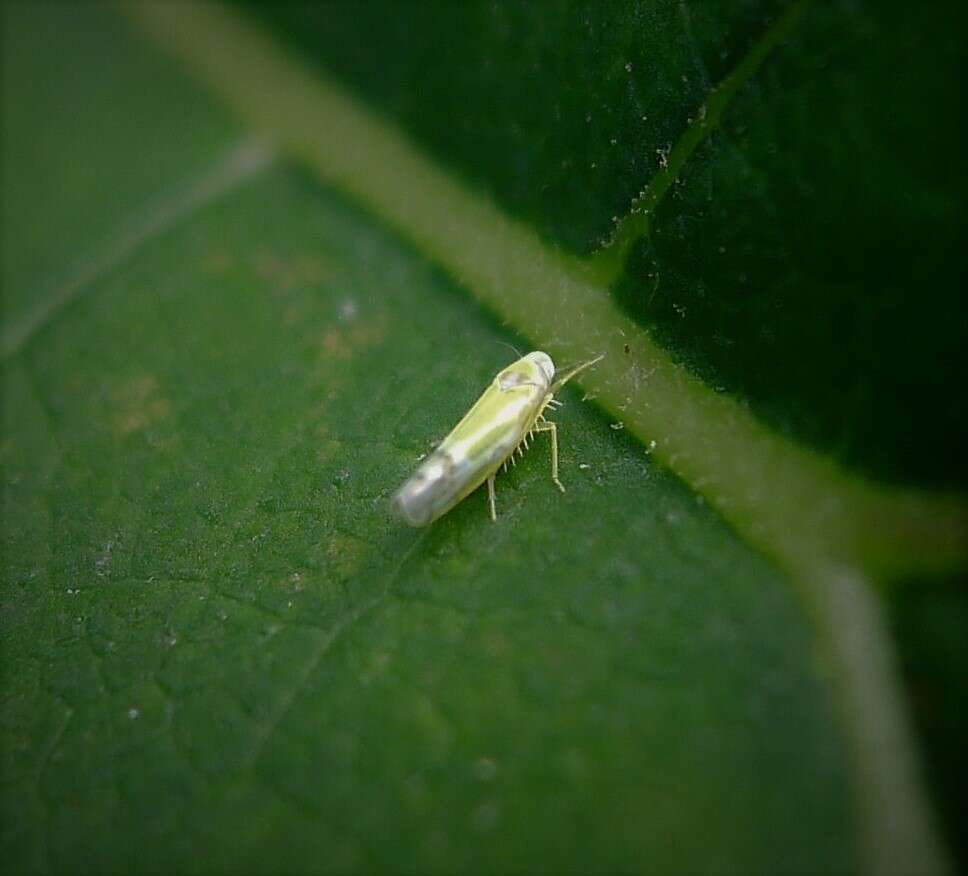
<box><xmin>250</xmin><ymin>0</ymin><xmax>966</xmax><ymax>491</ymax></box>
<box><xmin>1</xmin><ymin>2</ymin><xmax>964</xmax><ymax>874</ymax></box>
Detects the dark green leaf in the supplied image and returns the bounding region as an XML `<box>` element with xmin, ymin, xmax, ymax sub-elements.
<box><xmin>252</xmin><ymin>0</ymin><xmax>966</xmax><ymax>488</ymax></box>
<box><xmin>2</xmin><ymin>2</ymin><xmax>964</xmax><ymax>874</ymax></box>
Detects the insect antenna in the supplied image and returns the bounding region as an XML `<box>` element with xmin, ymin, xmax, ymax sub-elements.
<box><xmin>550</xmin><ymin>353</ymin><xmax>605</xmax><ymax>393</ymax></box>
<box><xmin>494</xmin><ymin>340</ymin><xmax>524</xmax><ymax>360</ymax></box>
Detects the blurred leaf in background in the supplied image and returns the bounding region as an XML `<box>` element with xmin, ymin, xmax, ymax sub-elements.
<box><xmin>1</xmin><ymin>1</ymin><xmax>965</xmax><ymax>874</ymax></box>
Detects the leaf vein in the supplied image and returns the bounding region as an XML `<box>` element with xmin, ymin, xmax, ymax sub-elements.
<box><xmin>0</xmin><ymin>137</ymin><xmax>276</xmax><ymax>359</ymax></box>
<box><xmin>588</xmin><ymin>0</ymin><xmax>808</xmax><ymax>281</ymax></box>
<box><xmin>241</xmin><ymin>529</ymin><xmax>430</xmax><ymax>769</ymax></box>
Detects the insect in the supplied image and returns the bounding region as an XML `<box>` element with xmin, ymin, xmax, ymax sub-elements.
<box><xmin>392</xmin><ymin>351</ymin><xmax>604</xmax><ymax>526</ymax></box>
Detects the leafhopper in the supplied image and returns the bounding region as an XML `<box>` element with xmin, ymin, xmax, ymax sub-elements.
<box><xmin>393</xmin><ymin>351</ymin><xmax>604</xmax><ymax>526</ymax></box>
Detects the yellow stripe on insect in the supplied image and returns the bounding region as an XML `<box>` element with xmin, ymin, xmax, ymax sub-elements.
<box><xmin>392</xmin><ymin>351</ymin><xmax>604</xmax><ymax>526</ymax></box>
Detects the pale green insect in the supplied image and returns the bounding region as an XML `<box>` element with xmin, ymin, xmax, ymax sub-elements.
<box><xmin>392</xmin><ymin>351</ymin><xmax>604</xmax><ymax>526</ymax></box>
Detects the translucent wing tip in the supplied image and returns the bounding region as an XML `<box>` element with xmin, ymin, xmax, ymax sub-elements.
<box><xmin>391</xmin><ymin>486</ymin><xmax>431</xmax><ymax>527</ymax></box>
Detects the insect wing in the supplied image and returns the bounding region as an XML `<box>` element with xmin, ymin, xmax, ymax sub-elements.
<box><xmin>393</xmin><ymin>368</ymin><xmax>546</xmax><ymax>525</ymax></box>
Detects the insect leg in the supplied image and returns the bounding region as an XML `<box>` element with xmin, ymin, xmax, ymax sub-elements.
<box><xmin>486</xmin><ymin>473</ymin><xmax>498</xmax><ymax>521</ymax></box>
<box><xmin>534</xmin><ymin>421</ymin><xmax>565</xmax><ymax>493</ymax></box>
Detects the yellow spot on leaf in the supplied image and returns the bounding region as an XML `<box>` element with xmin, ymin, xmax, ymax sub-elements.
<box><xmin>326</xmin><ymin>532</ymin><xmax>367</xmax><ymax>580</ymax></box>
<box><xmin>113</xmin><ymin>375</ymin><xmax>170</xmax><ymax>437</ymax></box>
<box><xmin>317</xmin><ymin>313</ymin><xmax>388</xmax><ymax>361</ymax></box>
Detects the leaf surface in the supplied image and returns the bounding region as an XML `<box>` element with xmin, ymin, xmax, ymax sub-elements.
<box><xmin>2</xmin><ymin>2</ymin><xmax>964</xmax><ymax>873</ymax></box>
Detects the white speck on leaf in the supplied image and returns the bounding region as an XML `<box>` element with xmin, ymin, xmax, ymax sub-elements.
<box><xmin>474</xmin><ymin>757</ymin><xmax>498</xmax><ymax>782</ymax></box>
<box><xmin>472</xmin><ymin>801</ymin><xmax>499</xmax><ymax>833</ymax></box>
